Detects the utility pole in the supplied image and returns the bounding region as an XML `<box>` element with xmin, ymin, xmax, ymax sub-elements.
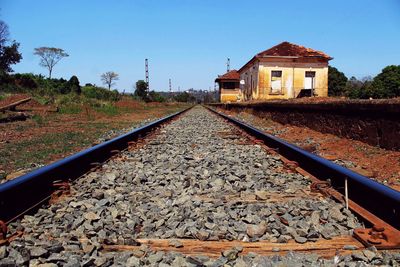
<box><xmin>227</xmin><ymin>58</ymin><xmax>230</xmax><ymax>72</ymax></box>
<box><xmin>214</xmin><ymin>83</ymin><xmax>218</xmax><ymax>102</ymax></box>
<box><xmin>145</xmin><ymin>58</ymin><xmax>149</xmax><ymax>94</ymax></box>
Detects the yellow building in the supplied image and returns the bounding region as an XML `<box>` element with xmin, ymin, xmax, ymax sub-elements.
<box><xmin>238</xmin><ymin>42</ymin><xmax>332</xmax><ymax>100</ymax></box>
<box><xmin>215</xmin><ymin>70</ymin><xmax>241</xmax><ymax>103</ymax></box>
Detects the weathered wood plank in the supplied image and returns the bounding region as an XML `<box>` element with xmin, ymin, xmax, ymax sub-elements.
<box><xmin>102</xmin><ymin>236</ymin><xmax>365</xmax><ymax>258</ymax></box>
<box><xmin>0</xmin><ymin>98</ymin><xmax>31</xmax><ymax>112</ymax></box>
<box><xmin>0</xmin><ymin>112</ymin><xmax>29</xmax><ymax>123</ymax></box>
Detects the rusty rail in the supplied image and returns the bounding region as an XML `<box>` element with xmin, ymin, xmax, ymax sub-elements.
<box><xmin>205</xmin><ymin>106</ymin><xmax>400</xmax><ymax>231</ymax></box>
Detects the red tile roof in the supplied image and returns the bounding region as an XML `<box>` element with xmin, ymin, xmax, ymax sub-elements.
<box><xmin>238</xmin><ymin>42</ymin><xmax>332</xmax><ymax>73</ymax></box>
<box><xmin>215</xmin><ymin>70</ymin><xmax>240</xmax><ymax>82</ymax></box>
<box><xmin>257</xmin><ymin>41</ymin><xmax>332</xmax><ymax>60</ymax></box>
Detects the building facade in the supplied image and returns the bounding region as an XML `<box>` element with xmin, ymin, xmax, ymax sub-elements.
<box><xmin>215</xmin><ymin>70</ymin><xmax>241</xmax><ymax>103</ymax></box>
<box><xmin>238</xmin><ymin>42</ymin><xmax>332</xmax><ymax>101</ymax></box>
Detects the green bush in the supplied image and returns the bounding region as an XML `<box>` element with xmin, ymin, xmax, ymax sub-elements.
<box><xmin>33</xmin><ymin>95</ymin><xmax>53</xmax><ymax>105</ymax></box>
<box><xmin>82</xmin><ymin>86</ymin><xmax>120</xmax><ymax>101</ymax></box>
<box><xmin>149</xmin><ymin>91</ymin><xmax>165</xmax><ymax>102</ymax></box>
<box><xmin>14</xmin><ymin>73</ymin><xmax>38</xmax><ymax>89</ymax></box>
<box><xmin>68</xmin><ymin>75</ymin><xmax>81</xmax><ymax>94</ymax></box>
<box><xmin>0</xmin><ymin>82</ymin><xmax>24</xmax><ymax>93</ymax></box>
<box><xmin>59</xmin><ymin>104</ymin><xmax>82</xmax><ymax>114</ymax></box>
<box><xmin>32</xmin><ymin>114</ymin><xmax>44</xmax><ymax>125</ymax></box>
<box><xmin>0</xmin><ymin>73</ymin><xmax>122</xmax><ymax>102</ymax></box>
<box><xmin>57</xmin><ymin>94</ymin><xmax>83</xmax><ymax>114</ymax></box>
<box><xmin>94</xmin><ymin>103</ymin><xmax>120</xmax><ymax>116</ymax></box>
<box><xmin>57</xmin><ymin>93</ymin><xmax>81</xmax><ymax>105</ymax></box>
<box><xmin>173</xmin><ymin>92</ymin><xmax>196</xmax><ymax>102</ymax></box>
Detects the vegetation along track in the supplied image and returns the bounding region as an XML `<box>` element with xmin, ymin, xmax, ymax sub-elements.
<box><xmin>1</xmin><ymin>105</ymin><xmax>400</xmax><ymax>266</ymax></box>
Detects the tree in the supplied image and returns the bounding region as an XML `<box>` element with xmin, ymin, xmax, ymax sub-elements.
<box><xmin>134</xmin><ymin>80</ymin><xmax>148</xmax><ymax>99</ymax></box>
<box><xmin>148</xmin><ymin>91</ymin><xmax>165</xmax><ymax>102</ymax></box>
<box><xmin>345</xmin><ymin>76</ymin><xmax>373</xmax><ymax>99</ymax></box>
<box><xmin>33</xmin><ymin>47</ymin><xmax>69</xmax><ymax>78</ymax></box>
<box><xmin>0</xmin><ymin>20</ymin><xmax>8</xmax><ymax>46</ymax></box>
<box><xmin>328</xmin><ymin>66</ymin><xmax>348</xmax><ymax>96</ymax></box>
<box><xmin>101</xmin><ymin>71</ymin><xmax>119</xmax><ymax>90</ymax></box>
<box><xmin>371</xmin><ymin>65</ymin><xmax>400</xmax><ymax>98</ymax></box>
<box><xmin>0</xmin><ymin>20</ymin><xmax>22</xmax><ymax>74</ymax></box>
<box><xmin>68</xmin><ymin>75</ymin><xmax>81</xmax><ymax>94</ymax></box>
<box><xmin>173</xmin><ymin>92</ymin><xmax>196</xmax><ymax>102</ymax></box>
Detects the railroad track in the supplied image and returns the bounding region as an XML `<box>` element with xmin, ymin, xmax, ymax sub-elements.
<box><xmin>0</xmin><ymin>105</ymin><xmax>400</xmax><ymax>266</ymax></box>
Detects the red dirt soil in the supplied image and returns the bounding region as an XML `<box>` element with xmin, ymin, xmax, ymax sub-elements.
<box><xmin>0</xmin><ymin>94</ymin><xmax>187</xmax><ymax>177</ymax></box>
<box><xmin>0</xmin><ymin>94</ymin><xmax>31</xmax><ymax>106</ymax></box>
<box><xmin>219</xmin><ymin>108</ymin><xmax>400</xmax><ymax>191</ymax></box>
<box><xmin>0</xmin><ymin>93</ymin><xmax>51</xmax><ymax>109</ymax></box>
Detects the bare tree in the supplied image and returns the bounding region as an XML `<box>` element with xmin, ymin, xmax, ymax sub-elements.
<box><xmin>101</xmin><ymin>71</ymin><xmax>119</xmax><ymax>90</ymax></box>
<box><xmin>33</xmin><ymin>47</ymin><xmax>69</xmax><ymax>78</ymax></box>
<box><xmin>0</xmin><ymin>20</ymin><xmax>10</xmax><ymax>47</ymax></box>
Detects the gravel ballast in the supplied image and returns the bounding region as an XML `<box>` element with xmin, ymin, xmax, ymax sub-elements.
<box><xmin>2</xmin><ymin>106</ymin><xmax>400</xmax><ymax>266</ymax></box>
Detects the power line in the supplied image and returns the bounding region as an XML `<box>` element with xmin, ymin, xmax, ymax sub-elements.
<box><xmin>169</xmin><ymin>78</ymin><xmax>172</xmax><ymax>93</ymax></box>
<box><xmin>227</xmin><ymin>58</ymin><xmax>230</xmax><ymax>72</ymax></box>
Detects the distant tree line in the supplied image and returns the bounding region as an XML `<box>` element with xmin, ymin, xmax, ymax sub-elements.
<box><xmin>328</xmin><ymin>65</ymin><xmax>400</xmax><ymax>99</ymax></box>
<box><xmin>1</xmin><ymin>73</ymin><xmax>120</xmax><ymax>101</ymax></box>
<box><xmin>133</xmin><ymin>80</ymin><xmax>197</xmax><ymax>103</ymax></box>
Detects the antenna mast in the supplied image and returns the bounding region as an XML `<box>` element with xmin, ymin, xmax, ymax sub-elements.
<box><xmin>145</xmin><ymin>58</ymin><xmax>149</xmax><ymax>93</ymax></box>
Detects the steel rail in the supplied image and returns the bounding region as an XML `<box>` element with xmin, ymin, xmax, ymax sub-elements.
<box><xmin>0</xmin><ymin>106</ymin><xmax>192</xmax><ymax>223</ymax></box>
<box><xmin>206</xmin><ymin>106</ymin><xmax>400</xmax><ymax>229</ymax></box>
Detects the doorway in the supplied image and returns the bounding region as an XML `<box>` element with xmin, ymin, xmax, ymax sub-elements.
<box><xmin>305</xmin><ymin>71</ymin><xmax>316</xmax><ymax>96</ymax></box>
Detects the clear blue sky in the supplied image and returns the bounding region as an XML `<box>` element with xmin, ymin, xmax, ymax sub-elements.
<box><xmin>1</xmin><ymin>0</ymin><xmax>400</xmax><ymax>92</ymax></box>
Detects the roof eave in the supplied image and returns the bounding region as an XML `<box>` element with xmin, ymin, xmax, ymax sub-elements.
<box><xmin>259</xmin><ymin>55</ymin><xmax>300</xmax><ymax>59</ymax></box>
<box><xmin>259</xmin><ymin>55</ymin><xmax>334</xmax><ymax>61</ymax></box>
<box><xmin>238</xmin><ymin>56</ymin><xmax>258</xmax><ymax>73</ymax></box>
<box><xmin>215</xmin><ymin>78</ymin><xmax>239</xmax><ymax>82</ymax></box>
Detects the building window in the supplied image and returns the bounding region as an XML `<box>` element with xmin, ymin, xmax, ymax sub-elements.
<box><xmin>223</xmin><ymin>82</ymin><xmax>236</xmax><ymax>89</ymax></box>
<box><xmin>271</xmin><ymin>70</ymin><xmax>282</xmax><ymax>94</ymax></box>
<box><xmin>304</xmin><ymin>71</ymin><xmax>316</xmax><ymax>89</ymax></box>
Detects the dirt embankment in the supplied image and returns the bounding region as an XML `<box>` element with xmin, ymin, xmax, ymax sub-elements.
<box><xmin>211</xmin><ymin>99</ymin><xmax>400</xmax><ymax>150</ymax></box>
<box><xmin>215</xmin><ymin>104</ymin><xmax>400</xmax><ymax>191</ymax></box>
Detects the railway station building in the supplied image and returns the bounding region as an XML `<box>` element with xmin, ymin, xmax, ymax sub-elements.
<box><xmin>239</xmin><ymin>42</ymin><xmax>332</xmax><ymax>101</ymax></box>
<box><xmin>215</xmin><ymin>70</ymin><xmax>241</xmax><ymax>103</ymax></box>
